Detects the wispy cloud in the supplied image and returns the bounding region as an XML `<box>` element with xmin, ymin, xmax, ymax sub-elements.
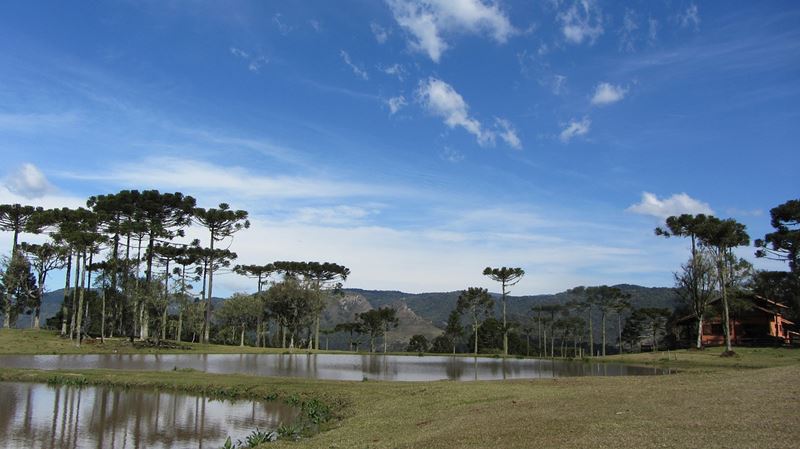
<box><xmin>370</xmin><ymin>22</ymin><xmax>390</xmax><ymax>43</ymax></box>
<box><xmin>627</xmin><ymin>192</ymin><xmax>713</xmax><ymax>219</ymax></box>
<box><xmin>380</xmin><ymin>63</ymin><xmax>406</xmax><ymax>81</ymax></box>
<box><xmin>388</xmin><ymin>0</ymin><xmax>515</xmax><ymax>62</ymax></box>
<box><xmin>272</xmin><ymin>13</ymin><xmax>292</xmax><ymax>35</ymax></box>
<box><xmin>229</xmin><ymin>47</ymin><xmax>268</xmax><ymax>72</ymax></box>
<box><xmin>677</xmin><ymin>3</ymin><xmax>701</xmax><ymax>30</ymax></box>
<box><xmin>0</xmin><ymin>111</ymin><xmax>80</xmax><ymax>131</ymax></box>
<box><xmin>494</xmin><ymin>117</ymin><xmax>522</xmax><ymax>150</ymax></box>
<box><xmin>340</xmin><ymin>50</ymin><xmax>369</xmax><ymax>80</ymax></box>
<box><xmin>440</xmin><ymin>146</ymin><xmax>464</xmax><ymax>163</ymax></box>
<box><xmin>3</xmin><ymin>163</ymin><xmax>53</xmax><ymax>199</ymax></box>
<box><xmin>559</xmin><ymin>117</ymin><xmax>591</xmax><ymax>143</ymax></box>
<box><xmin>64</xmin><ymin>157</ymin><xmax>406</xmax><ymax>200</ymax></box>
<box><xmin>386</xmin><ymin>95</ymin><xmax>407</xmax><ymax>114</ymax></box>
<box><xmin>590</xmin><ymin>82</ymin><xmax>627</xmax><ymax>105</ymax></box>
<box><xmin>618</xmin><ymin>8</ymin><xmax>639</xmax><ymax>52</ymax></box>
<box><xmin>558</xmin><ymin>0</ymin><xmax>604</xmax><ymax>45</ymax></box>
<box><xmin>416</xmin><ymin>77</ymin><xmax>493</xmax><ymax>146</ymax></box>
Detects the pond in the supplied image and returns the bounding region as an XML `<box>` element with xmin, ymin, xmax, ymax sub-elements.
<box><xmin>0</xmin><ymin>382</ymin><xmax>298</xmax><ymax>449</ymax></box>
<box><xmin>0</xmin><ymin>354</ymin><xmax>671</xmax><ymax>381</ymax></box>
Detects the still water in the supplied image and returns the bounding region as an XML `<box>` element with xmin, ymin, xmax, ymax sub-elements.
<box><xmin>0</xmin><ymin>354</ymin><xmax>671</xmax><ymax>381</ymax></box>
<box><xmin>0</xmin><ymin>382</ymin><xmax>297</xmax><ymax>449</ymax></box>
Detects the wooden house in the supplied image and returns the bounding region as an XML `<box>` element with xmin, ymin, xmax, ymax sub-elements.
<box><xmin>676</xmin><ymin>294</ymin><xmax>798</xmax><ymax>346</ymax></box>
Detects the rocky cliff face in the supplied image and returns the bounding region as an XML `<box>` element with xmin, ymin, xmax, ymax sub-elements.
<box><xmin>320</xmin><ymin>294</ymin><xmax>442</xmax><ymax>350</ymax></box>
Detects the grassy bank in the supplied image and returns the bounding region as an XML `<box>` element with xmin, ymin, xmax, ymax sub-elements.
<box><xmin>0</xmin><ymin>363</ymin><xmax>797</xmax><ymax>449</ymax></box>
<box><xmin>598</xmin><ymin>346</ymin><xmax>800</xmax><ymax>370</ymax></box>
<box><xmin>0</xmin><ymin>328</ymin><xmax>340</xmax><ymax>355</ymax></box>
<box><xmin>2</xmin><ymin>329</ymin><xmax>799</xmax><ymax>448</ymax></box>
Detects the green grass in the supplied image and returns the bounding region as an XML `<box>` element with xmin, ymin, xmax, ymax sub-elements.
<box><xmin>597</xmin><ymin>346</ymin><xmax>800</xmax><ymax>370</ymax></box>
<box><xmin>1</xmin><ymin>329</ymin><xmax>799</xmax><ymax>448</ymax></box>
<box><xmin>0</xmin><ymin>328</ymin><xmax>340</xmax><ymax>355</ymax></box>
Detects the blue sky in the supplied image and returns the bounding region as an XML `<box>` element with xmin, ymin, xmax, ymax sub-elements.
<box><xmin>0</xmin><ymin>0</ymin><xmax>797</xmax><ymax>295</ymax></box>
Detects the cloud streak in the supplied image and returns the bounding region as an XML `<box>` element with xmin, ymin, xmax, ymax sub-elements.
<box><xmin>559</xmin><ymin>117</ymin><xmax>591</xmax><ymax>143</ymax></box>
<box><xmin>388</xmin><ymin>0</ymin><xmax>515</xmax><ymax>62</ymax></box>
<box><xmin>627</xmin><ymin>192</ymin><xmax>714</xmax><ymax>219</ymax></box>
<box><xmin>591</xmin><ymin>82</ymin><xmax>627</xmax><ymax>105</ymax></box>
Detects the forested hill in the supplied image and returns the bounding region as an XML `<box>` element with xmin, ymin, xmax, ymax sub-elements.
<box><xmin>28</xmin><ymin>285</ymin><xmax>680</xmax><ymax>335</ymax></box>
<box><xmin>346</xmin><ymin>284</ymin><xmax>681</xmax><ymax>328</ymax></box>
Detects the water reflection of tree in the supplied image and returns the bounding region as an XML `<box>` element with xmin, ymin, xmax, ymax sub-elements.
<box><xmin>0</xmin><ymin>383</ymin><xmax>298</xmax><ymax>449</ymax></box>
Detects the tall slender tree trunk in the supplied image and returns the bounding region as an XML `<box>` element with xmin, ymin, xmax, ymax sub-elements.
<box><xmin>719</xmin><ymin>256</ymin><xmax>733</xmax><ymax>352</ymax></box>
<box><xmin>502</xmin><ymin>283</ymin><xmax>508</xmax><ymax>356</ymax></box>
<box><xmin>601</xmin><ymin>311</ymin><xmax>607</xmax><ymax>357</ymax></box>
<box><xmin>203</xmin><ymin>236</ymin><xmax>215</xmax><ymax>344</ymax></box>
<box><xmin>33</xmin><ymin>271</ymin><xmax>46</xmax><ymax>330</ymax></box>
<box><xmin>473</xmin><ymin>324</ymin><xmax>478</xmax><ymax>355</ymax></box>
<box><xmin>75</xmin><ymin>252</ymin><xmax>87</xmax><ymax>347</ymax></box>
<box><xmin>696</xmin><ymin>316</ymin><xmax>703</xmax><ymax>349</ymax></box>
<box><xmin>587</xmin><ymin>308</ymin><xmax>594</xmax><ymax>357</ymax></box>
<box><xmin>70</xmin><ymin>253</ymin><xmax>81</xmax><ymax>340</ymax></box>
<box><xmin>60</xmin><ymin>253</ymin><xmax>72</xmax><ymax>336</ymax></box>
<box><xmin>239</xmin><ymin>324</ymin><xmax>245</xmax><ymax>347</ymax></box>
<box><xmin>543</xmin><ymin>328</ymin><xmax>547</xmax><ymax>358</ymax></box>
<box><xmin>100</xmin><ymin>281</ymin><xmax>106</xmax><ymax>343</ymax></box>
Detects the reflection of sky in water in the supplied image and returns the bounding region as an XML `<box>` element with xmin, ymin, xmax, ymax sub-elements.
<box><xmin>0</xmin><ymin>382</ymin><xmax>297</xmax><ymax>449</ymax></box>
<box><xmin>0</xmin><ymin>354</ymin><xmax>672</xmax><ymax>381</ymax></box>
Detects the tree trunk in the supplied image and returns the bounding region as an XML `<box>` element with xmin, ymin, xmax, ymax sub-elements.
<box><xmin>617</xmin><ymin>314</ymin><xmax>623</xmax><ymax>354</ymax></box>
<box><xmin>383</xmin><ymin>325</ymin><xmax>389</xmax><ymax>353</ymax></box>
<box><xmin>75</xmin><ymin>252</ymin><xmax>87</xmax><ymax>347</ymax></box>
<box><xmin>502</xmin><ymin>282</ymin><xmax>508</xmax><ymax>356</ymax></box>
<box><xmin>240</xmin><ymin>324</ymin><xmax>245</xmax><ymax>347</ymax></box>
<box><xmin>473</xmin><ymin>324</ymin><xmax>478</xmax><ymax>356</ymax></box>
<box><xmin>601</xmin><ymin>311</ymin><xmax>607</xmax><ymax>357</ymax></box>
<box><xmin>203</xmin><ymin>236</ymin><xmax>215</xmax><ymax>344</ymax></box>
<box><xmin>696</xmin><ymin>316</ymin><xmax>703</xmax><ymax>349</ymax></box>
<box><xmin>718</xmin><ymin>254</ymin><xmax>733</xmax><ymax>352</ymax></box>
<box><xmin>543</xmin><ymin>329</ymin><xmax>547</xmax><ymax>358</ymax></box>
<box><xmin>70</xmin><ymin>253</ymin><xmax>81</xmax><ymax>340</ymax></box>
<box><xmin>587</xmin><ymin>308</ymin><xmax>594</xmax><ymax>357</ymax></box>
<box><xmin>176</xmin><ymin>308</ymin><xmax>183</xmax><ymax>342</ymax></box>
<box><xmin>100</xmin><ymin>284</ymin><xmax>106</xmax><ymax>343</ymax></box>
<box><xmin>60</xmin><ymin>253</ymin><xmax>72</xmax><ymax>337</ymax></box>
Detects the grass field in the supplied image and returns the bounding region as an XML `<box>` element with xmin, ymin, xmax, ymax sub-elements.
<box><xmin>1</xmin><ymin>329</ymin><xmax>798</xmax><ymax>448</ymax></box>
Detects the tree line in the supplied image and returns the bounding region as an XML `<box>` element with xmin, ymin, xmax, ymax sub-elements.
<box><xmin>409</xmin><ymin>197</ymin><xmax>798</xmax><ymax>357</ymax></box>
<box><xmin>0</xmin><ymin>191</ymin><xmax>354</xmax><ymax>350</ymax></box>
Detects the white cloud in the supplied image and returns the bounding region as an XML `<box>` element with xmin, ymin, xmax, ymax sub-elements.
<box><xmin>230</xmin><ymin>47</ymin><xmax>268</xmax><ymax>72</ymax></box>
<box><xmin>590</xmin><ymin>82</ymin><xmax>627</xmax><ymax>105</ymax></box>
<box><xmin>627</xmin><ymin>192</ymin><xmax>714</xmax><ymax>219</ymax></box>
<box><xmin>0</xmin><ymin>112</ymin><xmax>80</xmax><ymax>131</ymax></box>
<box><xmin>416</xmin><ymin>77</ymin><xmax>493</xmax><ymax>146</ymax></box>
<box><xmin>559</xmin><ymin>117</ymin><xmax>591</xmax><ymax>143</ymax></box>
<box><xmin>388</xmin><ymin>0</ymin><xmax>515</xmax><ymax>62</ymax></box>
<box><xmin>678</xmin><ymin>4</ymin><xmax>700</xmax><ymax>30</ymax></box>
<box><xmin>494</xmin><ymin>118</ymin><xmax>522</xmax><ymax>149</ymax></box>
<box><xmin>292</xmin><ymin>205</ymin><xmax>378</xmax><ymax>226</ymax></box>
<box><xmin>273</xmin><ymin>13</ymin><xmax>292</xmax><ymax>34</ymax></box>
<box><xmin>309</xmin><ymin>19</ymin><xmax>321</xmax><ymax>32</ymax></box>
<box><xmin>340</xmin><ymin>50</ymin><xmax>369</xmax><ymax>80</ymax></box>
<box><xmin>551</xmin><ymin>74</ymin><xmax>567</xmax><ymax>95</ymax></box>
<box><xmin>3</xmin><ymin>163</ymin><xmax>53</xmax><ymax>199</ymax></box>
<box><xmin>440</xmin><ymin>146</ymin><xmax>464</xmax><ymax>163</ymax></box>
<box><xmin>380</xmin><ymin>63</ymin><xmax>406</xmax><ymax>81</ymax></box>
<box><xmin>386</xmin><ymin>95</ymin><xmax>408</xmax><ymax>114</ymax></box>
<box><xmin>65</xmin><ymin>157</ymin><xmax>406</xmax><ymax>201</ymax></box>
<box><xmin>370</xmin><ymin>22</ymin><xmax>390</xmax><ymax>43</ymax></box>
<box><xmin>648</xmin><ymin>17</ymin><xmax>658</xmax><ymax>43</ymax></box>
<box><xmin>558</xmin><ymin>0</ymin><xmax>604</xmax><ymax>45</ymax></box>
<box><xmin>618</xmin><ymin>8</ymin><xmax>638</xmax><ymax>52</ymax></box>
